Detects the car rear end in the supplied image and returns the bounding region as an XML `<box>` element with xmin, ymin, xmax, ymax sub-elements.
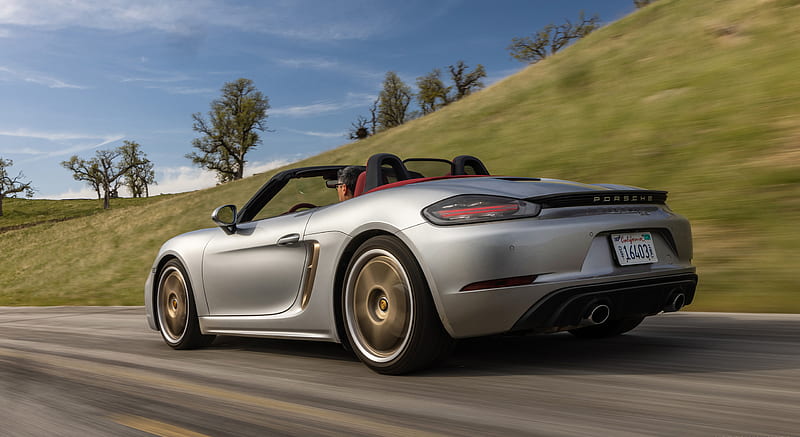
<box><xmin>398</xmin><ymin>178</ymin><xmax>697</xmax><ymax>339</ymax></box>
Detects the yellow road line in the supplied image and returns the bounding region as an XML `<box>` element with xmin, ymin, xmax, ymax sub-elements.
<box><xmin>0</xmin><ymin>347</ymin><xmax>446</xmax><ymax>437</ymax></box>
<box><xmin>112</xmin><ymin>415</ymin><xmax>211</xmax><ymax>437</ymax></box>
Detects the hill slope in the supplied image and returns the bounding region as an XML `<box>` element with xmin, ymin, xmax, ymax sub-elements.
<box><xmin>2</xmin><ymin>0</ymin><xmax>799</xmax><ymax>310</ymax></box>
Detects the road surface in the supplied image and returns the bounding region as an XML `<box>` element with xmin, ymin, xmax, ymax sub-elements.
<box><xmin>1</xmin><ymin>307</ymin><xmax>798</xmax><ymax>436</ymax></box>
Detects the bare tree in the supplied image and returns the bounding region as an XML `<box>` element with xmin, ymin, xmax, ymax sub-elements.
<box><xmin>348</xmin><ymin>116</ymin><xmax>371</xmax><ymax>140</ymax></box>
<box><xmin>508</xmin><ymin>11</ymin><xmax>600</xmax><ymax>64</ymax></box>
<box><xmin>0</xmin><ymin>157</ymin><xmax>35</xmax><ymax>217</ymax></box>
<box><xmin>448</xmin><ymin>61</ymin><xmax>487</xmax><ymax>100</ymax></box>
<box><xmin>187</xmin><ymin>78</ymin><xmax>270</xmax><ymax>183</ymax></box>
<box><xmin>368</xmin><ymin>98</ymin><xmax>379</xmax><ymax>135</ymax></box>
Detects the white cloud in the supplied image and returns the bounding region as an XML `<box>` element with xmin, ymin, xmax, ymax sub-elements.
<box><xmin>271</xmin><ymin>102</ymin><xmax>345</xmax><ymax>117</ymax></box>
<box><xmin>150</xmin><ymin>166</ymin><xmax>219</xmax><ymax>195</ymax></box>
<box><xmin>277</xmin><ymin>58</ymin><xmax>341</xmax><ymax>70</ymax></box>
<box><xmin>42</xmin><ymin>186</ymin><xmax>98</xmax><ymax>200</ymax></box>
<box><xmin>138</xmin><ymin>159</ymin><xmax>292</xmax><ymax>196</ymax></box>
<box><xmin>272</xmin><ymin>92</ymin><xmax>376</xmax><ymax>118</ymax></box>
<box><xmin>284</xmin><ymin>128</ymin><xmax>347</xmax><ymax>139</ymax></box>
<box><xmin>0</xmin><ymin>147</ymin><xmax>46</xmax><ymax>156</ymax></box>
<box><xmin>143</xmin><ymin>85</ymin><xmax>216</xmax><ymax>95</ymax></box>
<box><xmin>121</xmin><ymin>72</ymin><xmax>192</xmax><ymax>84</ymax></box>
<box><xmin>0</xmin><ymin>0</ymin><xmax>390</xmax><ymax>41</ymax></box>
<box><xmin>245</xmin><ymin>159</ymin><xmax>293</xmax><ymax>176</ymax></box>
<box><xmin>276</xmin><ymin>57</ymin><xmax>384</xmax><ymax>81</ymax></box>
<box><xmin>0</xmin><ymin>128</ymin><xmax>121</xmax><ymax>143</ymax></box>
<box><xmin>0</xmin><ymin>65</ymin><xmax>86</xmax><ymax>89</ymax></box>
<box><xmin>41</xmin><ymin>158</ymin><xmax>296</xmax><ymax>199</ymax></box>
<box><xmin>0</xmin><ymin>129</ymin><xmax>124</xmax><ymax>158</ymax></box>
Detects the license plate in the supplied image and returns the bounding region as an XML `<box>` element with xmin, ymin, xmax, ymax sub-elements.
<box><xmin>611</xmin><ymin>232</ymin><xmax>658</xmax><ymax>266</ymax></box>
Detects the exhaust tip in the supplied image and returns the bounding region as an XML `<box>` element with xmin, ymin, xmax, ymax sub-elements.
<box><xmin>664</xmin><ymin>292</ymin><xmax>686</xmax><ymax>312</ymax></box>
<box><xmin>588</xmin><ymin>304</ymin><xmax>611</xmax><ymax>325</ymax></box>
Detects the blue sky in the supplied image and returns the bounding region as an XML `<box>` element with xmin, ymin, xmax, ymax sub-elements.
<box><xmin>0</xmin><ymin>0</ymin><xmax>634</xmax><ymax>198</ymax></box>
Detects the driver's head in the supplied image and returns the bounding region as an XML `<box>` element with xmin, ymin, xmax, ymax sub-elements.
<box><xmin>337</xmin><ymin>166</ymin><xmax>361</xmax><ymax>201</ymax></box>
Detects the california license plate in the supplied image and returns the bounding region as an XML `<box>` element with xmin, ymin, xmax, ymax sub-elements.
<box><xmin>611</xmin><ymin>232</ymin><xmax>658</xmax><ymax>266</ymax></box>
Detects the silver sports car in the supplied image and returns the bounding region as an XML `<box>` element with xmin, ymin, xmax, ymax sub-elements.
<box><xmin>145</xmin><ymin>153</ymin><xmax>697</xmax><ymax>374</ymax></box>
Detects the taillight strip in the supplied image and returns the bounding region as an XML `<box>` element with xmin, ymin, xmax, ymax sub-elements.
<box><xmin>439</xmin><ymin>205</ymin><xmax>518</xmax><ymax>217</ymax></box>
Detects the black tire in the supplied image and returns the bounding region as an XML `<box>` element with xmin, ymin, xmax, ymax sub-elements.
<box><xmin>156</xmin><ymin>259</ymin><xmax>215</xmax><ymax>349</ymax></box>
<box><xmin>342</xmin><ymin>236</ymin><xmax>454</xmax><ymax>374</ymax></box>
<box><xmin>568</xmin><ymin>316</ymin><xmax>645</xmax><ymax>339</ymax></box>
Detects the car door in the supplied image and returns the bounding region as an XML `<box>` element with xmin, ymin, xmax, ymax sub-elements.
<box><xmin>202</xmin><ymin>212</ymin><xmax>311</xmax><ymax>316</ymax></box>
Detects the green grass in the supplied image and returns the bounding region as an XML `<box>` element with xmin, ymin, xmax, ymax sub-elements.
<box><xmin>1</xmin><ymin>0</ymin><xmax>799</xmax><ymax>311</ymax></box>
<box><xmin>0</xmin><ymin>196</ymin><xmax>172</xmax><ymax>230</ymax></box>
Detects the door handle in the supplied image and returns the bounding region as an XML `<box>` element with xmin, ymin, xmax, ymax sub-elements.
<box><xmin>277</xmin><ymin>233</ymin><xmax>301</xmax><ymax>246</ymax></box>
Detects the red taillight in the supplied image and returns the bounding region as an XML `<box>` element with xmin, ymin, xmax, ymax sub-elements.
<box><xmin>423</xmin><ymin>195</ymin><xmax>541</xmax><ymax>225</ymax></box>
<box><xmin>439</xmin><ymin>204</ymin><xmax>519</xmax><ymax>218</ymax></box>
<box><xmin>460</xmin><ymin>275</ymin><xmax>538</xmax><ymax>291</ymax></box>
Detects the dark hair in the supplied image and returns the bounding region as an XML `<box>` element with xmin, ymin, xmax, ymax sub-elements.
<box><xmin>337</xmin><ymin>166</ymin><xmax>362</xmax><ymax>194</ymax></box>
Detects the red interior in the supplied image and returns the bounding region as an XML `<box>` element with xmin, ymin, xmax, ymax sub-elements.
<box><xmin>359</xmin><ymin>174</ymin><xmax>490</xmax><ymax>196</ymax></box>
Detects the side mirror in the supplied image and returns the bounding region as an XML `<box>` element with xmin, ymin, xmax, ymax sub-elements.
<box><xmin>212</xmin><ymin>204</ymin><xmax>238</xmax><ymax>234</ymax></box>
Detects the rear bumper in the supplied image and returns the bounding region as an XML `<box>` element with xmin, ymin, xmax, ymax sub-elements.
<box><xmin>511</xmin><ymin>273</ymin><xmax>698</xmax><ymax>333</ymax></box>
<box><xmin>400</xmin><ymin>211</ymin><xmax>696</xmax><ymax>339</ymax></box>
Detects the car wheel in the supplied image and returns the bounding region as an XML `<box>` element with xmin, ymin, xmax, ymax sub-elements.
<box><xmin>568</xmin><ymin>316</ymin><xmax>645</xmax><ymax>339</ymax></box>
<box><xmin>156</xmin><ymin>259</ymin><xmax>215</xmax><ymax>349</ymax></box>
<box><xmin>343</xmin><ymin>236</ymin><xmax>453</xmax><ymax>374</ymax></box>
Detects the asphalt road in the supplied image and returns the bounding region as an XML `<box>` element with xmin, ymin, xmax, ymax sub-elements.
<box><xmin>0</xmin><ymin>307</ymin><xmax>798</xmax><ymax>437</ymax></box>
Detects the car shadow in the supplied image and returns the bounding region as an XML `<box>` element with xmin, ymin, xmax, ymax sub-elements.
<box><xmin>197</xmin><ymin>314</ymin><xmax>800</xmax><ymax>377</ymax></box>
<box><xmin>207</xmin><ymin>335</ymin><xmax>358</xmax><ymax>363</ymax></box>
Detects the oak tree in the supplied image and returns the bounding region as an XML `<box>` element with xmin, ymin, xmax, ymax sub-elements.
<box><xmin>62</xmin><ymin>142</ymin><xmax>145</xmax><ymax>209</ymax></box>
<box><xmin>508</xmin><ymin>11</ymin><xmax>600</xmax><ymax>64</ymax></box>
<box><xmin>0</xmin><ymin>157</ymin><xmax>35</xmax><ymax>217</ymax></box>
<box><xmin>448</xmin><ymin>61</ymin><xmax>487</xmax><ymax>100</ymax></box>
<box><xmin>187</xmin><ymin>78</ymin><xmax>270</xmax><ymax>183</ymax></box>
<box><xmin>416</xmin><ymin>69</ymin><xmax>451</xmax><ymax>115</ymax></box>
<box><xmin>377</xmin><ymin>71</ymin><xmax>412</xmax><ymax>130</ymax></box>
<box><xmin>120</xmin><ymin>141</ymin><xmax>156</xmax><ymax>198</ymax></box>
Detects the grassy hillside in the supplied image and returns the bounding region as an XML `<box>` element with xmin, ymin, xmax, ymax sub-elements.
<box><xmin>1</xmin><ymin>0</ymin><xmax>798</xmax><ymax>310</ymax></box>
<box><xmin>0</xmin><ymin>196</ymin><xmax>170</xmax><ymax>230</ymax></box>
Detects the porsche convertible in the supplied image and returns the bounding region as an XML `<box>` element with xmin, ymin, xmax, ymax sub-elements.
<box><xmin>145</xmin><ymin>153</ymin><xmax>697</xmax><ymax>374</ymax></box>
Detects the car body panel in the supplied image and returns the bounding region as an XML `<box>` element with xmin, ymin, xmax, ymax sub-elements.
<box><xmin>202</xmin><ymin>212</ymin><xmax>311</xmax><ymax>316</ymax></box>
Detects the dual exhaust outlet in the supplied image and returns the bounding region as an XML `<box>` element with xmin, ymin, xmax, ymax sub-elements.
<box><xmin>579</xmin><ymin>290</ymin><xmax>687</xmax><ymax>327</ymax></box>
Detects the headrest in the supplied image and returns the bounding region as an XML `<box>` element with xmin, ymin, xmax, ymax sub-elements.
<box><xmin>353</xmin><ymin>171</ymin><xmax>367</xmax><ymax>197</ymax></box>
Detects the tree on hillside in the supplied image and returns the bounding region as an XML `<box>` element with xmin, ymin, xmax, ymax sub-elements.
<box><xmin>61</xmin><ymin>156</ymin><xmax>102</xmax><ymax>200</ymax></box>
<box><xmin>348</xmin><ymin>116</ymin><xmax>371</xmax><ymax>140</ymax></box>
<box><xmin>62</xmin><ymin>144</ymin><xmax>145</xmax><ymax>209</ymax></box>
<box><xmin>508</xmin><ymin>11</ymin><xmax>600</xmax><ymax>64</ymax></box>
<box><xmin>415</xmin><ymin>61</ymin><xmax>486</xmax><ymax>116</ymax></box>
<box><xmin>120</xmin><ymin>141</ymin><xmax>156</xmax><ymax>198</ymax></box>
<box><xmin>347</xmin><ymin>98</ymin><xmax>379</xmax><ymax>140</ymax></box>
<box><xmin>368</xmin><ymin>98</ymin><xmax>379</xmax><ymax>135</ymax></box>
<box><xmin>0</xmin><ymin>157</ymin><xmax>35</xmax><ymax>217</ymax></box>
<box><xmin>377</xmin><ymin>71</ymin><xmax>413</xmax><ymax>130</ymax></box>
<box><xmin>634</xmin><ymin>0</ymin><xmax>657</xmax><ymax>8</ymax></box>
<box><xmin>449</xmin><ymin>61</ymin><xmax>487</xmax><ymax>100</ymax></box>
<box><xmin>416</xmin><ymin>69</ymin><xmax>451</xmax><ymax>115</ymax></box>
<box><xmin>187</xmin><ymin>78</ymin><xmax>270</xmax><ymax>183</ymax></box>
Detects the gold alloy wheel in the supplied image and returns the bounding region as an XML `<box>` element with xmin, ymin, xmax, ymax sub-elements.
<box><xmin>158</xmin><ymin>267</ymin><xmax>189</xmax><ymax>343</ymax></box>
<box><xmin>348</xmin><ymin>251</ymin><xmax>413</xmax><ymax>362</ymax></box>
